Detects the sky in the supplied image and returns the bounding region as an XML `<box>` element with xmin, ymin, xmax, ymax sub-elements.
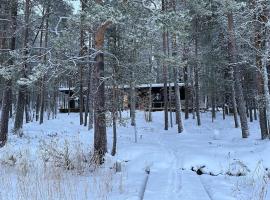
<box><xmin>68</xmin><ymin>0</ymin><xmax>80</xmax><ymax>13</ymax></box>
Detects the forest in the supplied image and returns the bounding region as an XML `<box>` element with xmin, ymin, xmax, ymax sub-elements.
<box><xmin>0</xmin><ymin>0</ymin><xmax>270</xmax><ymax>199</ymax></box>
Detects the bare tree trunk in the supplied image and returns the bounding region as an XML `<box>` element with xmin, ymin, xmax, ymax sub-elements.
<box><xmin>227</xmin><ymin>12</ymin><xmax>249</xmax><ymax>138</ymax></box>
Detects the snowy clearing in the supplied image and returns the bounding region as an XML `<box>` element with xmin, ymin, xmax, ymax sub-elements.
<box><xmin>0</xmin><ymin>111</ymin><xmax>269</xmax><ymax>200</ymax></box>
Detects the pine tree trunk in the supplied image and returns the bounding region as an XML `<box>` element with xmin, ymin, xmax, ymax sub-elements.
<box><xmin>25</xmin><ymin>93</ymin><xmax>31</xmax><ymax>123</ymax></box>
<box><xmin>36</xmin><ymin>91</ymin><xmax>41</xmax><ymax>121</ymax></box>
<box><xmin>84</xmin><ymin>69</ymin><xmax>90</xmax><ymax>127</ymax></box>
<box><xmin>93</xmin><ymin>52</ymin><xmax>107</xmax><ymax>162</ymax></box>
<box><xmin>52</xmin><ymin>84</ymin><xmax>57</xmax><ymax>119</ymax></box>
<box><xmin>172</xmin><ymin>33</ymin><xmax>183</xmax><ymax>133</ymax></box>
<box><xmin>35</xmin><ymin>14</ymin><xmax>44</xmax><ymax>122</ymax></box>
<box><xmin>231</xmin><ymin>82</ymin><xmax>239</xmax><ymax>128</ymax></box>
<box><xmin>79</xmin><ymin>0</ymin><xmax>88</xmax><ymax>125</ymax></box>
<box><xmin>211</xmin><ymin>91</ymin><xmax>216</xmax><ymax>122</ymax></box>
<box><xmin>168</xmin><ymin>82</ymin><xmax>173</xmax><ymax>127</ymax></box>
<box><xmin>184</xmin><ymin>63</ymin><xmax>189</xmax><ymax>119</ymax></box>
<box><xmin>190</xmin><ymin>65</ymin><xmax>196</xmax><ymax>119</ymax></box>
<box><xmin>148</xmin><ymin>84</ymin><xmax>152</xmax><ymax>122</ymax></box>
<box><xmin>162</xmin><ymin>0</ymin><xmax>168</xmax><ymax>130</ymax></box>
<box><xmin>163</xmin><ymin>31</ymin><xmax>169</xmax><ymax>130</ymax></box>
<box><xmin>173</xmin><ymin>68</ymin><xmax>184</xmax><ymax>133</ymax></box>
<box><xmin>88</xmin><ymin>73</ymin><xmax>94</xmax><ymax>130</ymax></box>
<box><xmin>14</xmin><ymin>88</ymin><xmax>26</xmax><ymax>136</ymax></box>
<box><xmin>93</xmin><ymin>20</ymin><xmax>112</xmax><ymax>163</ymax></box>
<box><xmin>0</xmin><ymin>0</ymin><xmax>18</xmax><ymax>146</ymax></box>
<box><xmin>249</xmin><ymin>107</ymin><xmax>253</xmax><ymax>122</ymax></box>
<box><xmin>254</xmin><ymin>100</ymin><xmax>258</xmax><ymax>120</ymax></box>
<box><xmin>39</xmin><ymin>77</ymin><xmax>45</xmax><ymax>124</ymax></box>
<box><xmin>85</xmin><ymin>36</ymin><xmax>93</xmax><ymax>127</ymax></box>
<box><xmin>130</xmin><ymin>79</ymin><xmax>136</xmax><ymax>127</ymax></box>
<box><xmin>227</xmin><ymin>12</ymin><xmax>249</xmax><ymax>138</ymax></box>
<box><xmin>222</xmin><ymin>103</ymin><xmax>226</xmax><ymax>120</ymax></box>
<box><xmin>9</xmin><ymin>90</ymin><xmax>13</xmax><ymax>119</ymax></box>
<box><xmin>68</xmin><ymin>80</ymin><xmax>71</xmax><ymax>115</ymax></box>
<box><xmin>88</xmin><ymin>42</ymin><xmax>94</xmax><ymax>130</ymax></box>
<box><xmin>14</xmin><ymin>0</ymin><xmax>30</xmax><ymax>135</ymax></box>
<box><xmin>0</xmin><ymin>81</ymin><xmax>12</xmax><ymax>146</ymax></box>
<box><xmin>111</xmin><ymin>84</ymin><xmax>117</xmax><ymax>156</ymax></box>
<box><xmin>194</xmin><ymin>16</ymin><xmax>201</xmax><ymax>126</ymax></box>
<box><xmin>254</xmin><ymin>0</ymin><xmax>269</xmax><ymax>139</ymax></box>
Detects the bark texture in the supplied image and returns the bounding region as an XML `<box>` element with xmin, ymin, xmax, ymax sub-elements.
<box><xmin>227</xmin><ymin>12</ymin><xmax>249</xmax><ymax>138</ymax></box>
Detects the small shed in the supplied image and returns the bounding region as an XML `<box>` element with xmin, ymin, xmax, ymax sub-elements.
<box><xmin>58</xmin><ymin>87</ymin><xmax>85</xmax><ymax>112</ymax></box>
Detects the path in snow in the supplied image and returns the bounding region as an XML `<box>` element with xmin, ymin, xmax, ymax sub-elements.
<box><xmin>118</xmin><ymin>111</ymin><xmax>268</xmax><ymax>200</ymax></box>
<box><xmin>142</xmin><ymin>128</ymin><xmax>212</xmax><ymax>200</ymax></box>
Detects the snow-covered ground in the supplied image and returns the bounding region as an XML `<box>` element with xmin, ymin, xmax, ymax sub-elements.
<box><xmin>0</xmin><ymin>111</ymin><xmax>269</xmax><ymax>200</ymax></box>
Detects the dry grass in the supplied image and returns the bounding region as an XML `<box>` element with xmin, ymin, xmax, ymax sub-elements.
<box><xmin>0</xmin><ymin>137</ymin><xmax>124</xmax><ymax>200</ymax></box>
<box><xmin>233</xmin><ymin>161</ymin><xmax>270</xmax><ymax>200</ymax></box>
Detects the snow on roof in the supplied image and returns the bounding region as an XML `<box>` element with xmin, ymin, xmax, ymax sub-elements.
<box><xmin>121</xmin><ymin>83</ymin><xmax>185</xmax><ymax>89</ymax></box>
<box><xmin>59</xmin><ymin>87</ymin><xmax>75</xmax><ymax>91</ymax></box>
<box><xmin>59</xmin><ymin>83</ymin><xmax>185</xmax><ymax>91</ymax></box>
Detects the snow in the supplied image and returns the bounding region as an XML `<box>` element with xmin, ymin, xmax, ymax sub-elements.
<box><xmin>58</xmin><ymin>82</ymin><xmax>185</xmax><ymax>92</ymax></box>
<box><xmin>0</xmin><ymin>111</ymin><xmax>270</xmax><ymax>199</ymax></box>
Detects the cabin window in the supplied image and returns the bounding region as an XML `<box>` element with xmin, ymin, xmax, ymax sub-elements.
<box><xmin>154</xmin><ymin>93</ymin><xmax>161</xmax><ymax>101</ymax></box>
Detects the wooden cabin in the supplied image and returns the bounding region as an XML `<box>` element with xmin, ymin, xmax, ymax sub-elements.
<box><xmin>58</xmin><ymin>83</ymin><xmax>192</xmax><ymax>113</ymax></box>
<box><xmin>121</xmin><ymin>83</ymin><xmax>186</xmax><ymax>111</ymax></box>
